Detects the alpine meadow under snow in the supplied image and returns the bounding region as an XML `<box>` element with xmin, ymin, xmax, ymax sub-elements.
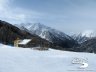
<box><xmin>0</xmin><ymin>44</ymin><xmax>96</xmax><ymax>72</ymax></box>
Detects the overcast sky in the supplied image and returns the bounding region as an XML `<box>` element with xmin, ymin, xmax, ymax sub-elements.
<box><xmin>0</xmin><ymin>0</ymin><xmax>96</xmax><ymax>35</ymax></box>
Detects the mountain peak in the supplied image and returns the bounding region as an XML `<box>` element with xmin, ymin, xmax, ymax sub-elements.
<box><xmin>15</xmin><ymin>23</ymin><xmax>78</xmax><ymax>49</ymax></box>
<box><xmin>82</xmin><ymin>30</ymin><xmax>96</xmax><ymax>37</ymax></box>
<box><xmin>31</xmin><ymin>23</ymin><xmax>43</xmax><ymax>30</ymax></box>
<box><xmin>31</xmin><ymin>23</ymin><xmax>51</xmax><ymax>30</ymax></box>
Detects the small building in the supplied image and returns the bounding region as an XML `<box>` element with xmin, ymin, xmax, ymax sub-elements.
<box><xmin>14</xmin><ymin>38</ymin><xmax>21</xmax><ymax>47</ymax></box>
<box><xmin>18</xmin><ymin>39</ymin><xmax>31</xmax><ymax>47</ymax></box>
<box><xmin>14</xmin><ymin>37</ymin><xmax>49</xmax><ymax>50</ymax></box>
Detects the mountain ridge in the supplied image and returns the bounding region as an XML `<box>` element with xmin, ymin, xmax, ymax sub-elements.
<box><xmin>15</xmin><ymin>23</ymin><xmax>78</xmax><ymax>50</ymax></box>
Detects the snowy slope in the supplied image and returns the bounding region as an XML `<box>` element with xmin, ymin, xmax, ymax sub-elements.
<box><xmin>0</xmin><ymin>44</ymin><xmax>96</xmax><ymax>72</ymax></box>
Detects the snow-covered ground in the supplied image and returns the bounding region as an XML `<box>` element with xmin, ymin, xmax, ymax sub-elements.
<box><xmin>0</xmin><ymin>44</ymin><xmax>96</xmax><ymax>72</ymax></box>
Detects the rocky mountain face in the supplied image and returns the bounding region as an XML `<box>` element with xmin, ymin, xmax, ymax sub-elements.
<box><xmin>76</xmin><ymin>37</ymin><xmax>96</xmax><ymax>53</ymax></box>
<box><xmin>71</xmin><ymin>33</ymin><xmax>96</xmax><ymax>53</ymax></box>
<box><xmin>71</xmin><ymin>33</ymin><xmax>90</xmax><ymax>44</ymax></box>
<box><xmin>15</xmin><ymin>23</ymin><xmax>78</xmax><ymax>50</ymax></box>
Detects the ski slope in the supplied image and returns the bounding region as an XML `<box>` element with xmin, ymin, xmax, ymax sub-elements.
<box><xmin>0</xmin><ymin>44</ymin><xmax>96</xmax><ymax>72</ymax></box>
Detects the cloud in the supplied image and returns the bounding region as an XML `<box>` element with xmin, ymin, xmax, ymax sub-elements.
<box><xmin>0</xmin><ymin>0</ymin><xmax>43</xmax><ymax>24</ymax></box>
<box><xmin>0</xmin><ymin>0</ymin><xmax>9</xmax><ymax>9</ymax></box>
<box><xmin>0</xmin><ymin>0</ymin><xmax>96</xmax><ymax>34</ymax></box>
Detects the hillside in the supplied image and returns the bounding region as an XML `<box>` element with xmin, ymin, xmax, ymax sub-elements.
<box><xmin>0</xmin><ymin>20</ymin><xmax>53</xmax><ymax>48</ymax></box>
<box><xmin>0</xmin><ymin>20</ymin><xmax>33</xmax><ymax>45</ymax></box>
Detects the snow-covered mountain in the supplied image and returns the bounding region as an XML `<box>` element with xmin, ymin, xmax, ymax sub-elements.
<box><xmin>15</xmin><ymin>23</ymin><xmax>78</xmax><ymax>50</ymax></box>
<box><xmin>71</xmin><ymin>31</ymin><xmax>96</xmax><ymax>44</ymax></box>
<box><xmin>71</xmin><ymin>33</ymin><xmax>90</xmax><ymax>44</ymax></box>
<box><xmin>0</xmin><ymin>20</ymin><xmax>54</xmax><ymax>48</ymax></box>
<box><xmin>78</xmin><ymin>37</ymin><xmax>96</xmax><ymax>53</ymax></box>
<box><xmin>82</xmin><ymin>30</ymin><xmax>96</xmax><ymax>37</ymax></box>
<box><xmin>71</xmin><ymin>33</ymin><xmax>96</xmax><ymax>53</ymax></box>
<box><xmin>15</xmin><ymin>23</ymin><xmax>71</xmax><ymax>40</ymax></box>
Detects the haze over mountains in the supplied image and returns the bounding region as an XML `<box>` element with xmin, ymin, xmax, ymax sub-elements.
<box><xmin>0</xmin><ymin>20</ymin><xmax>96</xmax><ymax>53</ymax></box>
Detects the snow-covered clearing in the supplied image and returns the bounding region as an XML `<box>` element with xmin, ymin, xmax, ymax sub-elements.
<box><xmin>0</xmin><ymin>44</ymin><xmax>96</xmax><ymax>72</ymax></box>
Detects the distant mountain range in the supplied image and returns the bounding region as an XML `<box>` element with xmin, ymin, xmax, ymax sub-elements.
<box><xmin>0</xmin><ymin>20</ymin><xmax>96</xmax><ymax>53</ymax></box>
<box><xmin>78</xmin><ymin>37</ymin><xmax>96</xmax><ymax>53</ymax></box>
<box><xmin>71</xmin><ymin>33</ymin><xmax>96</xmax><ymax>53</ymax></box>
<box><xmin>71</xmin><ymin>33</ymin><xmax>90</xmax><ymax>44</ymax></box>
